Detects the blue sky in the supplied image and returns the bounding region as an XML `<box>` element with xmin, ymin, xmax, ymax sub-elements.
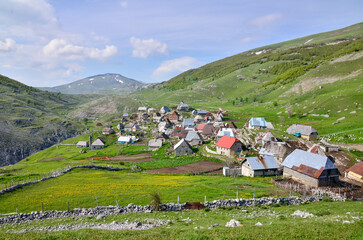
<box><xmin>0</xmin><ymin>0</ymin><xmax>362</xmax><ymax>87</ymax></box>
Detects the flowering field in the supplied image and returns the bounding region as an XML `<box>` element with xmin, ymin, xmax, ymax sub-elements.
<box><xmin>0</xmin><ymin>169</ymin><xmax>292</xmax><ymax>214</ymax></box>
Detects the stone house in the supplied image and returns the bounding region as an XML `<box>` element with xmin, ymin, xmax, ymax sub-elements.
<box><xmin>241</xmin><ymin>156</ymin><xmax>280</xmax><ymax>177</ymax></box>
<box><xmin>259</xmin><ymin>141</ymin><xmax>292</xmax><ymax>165</ymax></box>
<box><xmin>185</xmin><ymin>131</ymin><xmax>204</xmax><ymax>146</ymax></box>
<box><xmin>286</xmin><ymin>124</ymin><xmax>318</xmax><ymax>141</ymax></box>
<box><xmin>90</xmin><ymin>139</ymin><xmax>105</xmax><ymax>150</ymax></box>
<box><xmin>216</xmin><ymin>136</ymin><xmax>243</xmax><ymax>157</ymax></box>
<box><xmin>174</xmin><ymin>139</ymin><xmax>193</xmax><ymax>157</ymax></box>
<box><xmin>282</xmin><ymin>149</ymin><xmax>340</xmax><ymax>187</ymax></box>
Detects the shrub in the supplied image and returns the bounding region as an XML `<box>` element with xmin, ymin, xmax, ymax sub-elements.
<box><xmin>150</xmin><ymin>192</ymin><xmax>161</xmax><ymax>211</ymax></box>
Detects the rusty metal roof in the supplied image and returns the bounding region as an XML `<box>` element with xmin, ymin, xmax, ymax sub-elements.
<box><xmin>292</xmin><ymin>164</ymin><xmax>324</xmax><ymax>178</ymax></box>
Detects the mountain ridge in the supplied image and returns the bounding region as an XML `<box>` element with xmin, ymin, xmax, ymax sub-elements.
<box><xmin>41</xmin><ymin>73</ymin><xmax>146</xmax><ymax>95</ymax></box>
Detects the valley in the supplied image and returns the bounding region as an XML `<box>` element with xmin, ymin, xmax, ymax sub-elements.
<box><xmin>0</xmin><ymin>22</ymin><xmax>362</xmax><ymax>239</ymax></box>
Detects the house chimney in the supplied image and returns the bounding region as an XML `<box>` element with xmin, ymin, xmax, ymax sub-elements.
<box><xmin>89</xmin><ymin>136</ymin><xmax>92</xmax><ymax>146</ymax></box>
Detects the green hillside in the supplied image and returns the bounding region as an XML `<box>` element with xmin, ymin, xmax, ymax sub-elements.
<box><xmin>132</xmin><ymin>23</ymin><xmax>363</xmax><ymax>144</ymax></box>
<box><xmin>0</xmin><ymin>75</ymin><xmax>92</xmax><ymax>166</ymax></box>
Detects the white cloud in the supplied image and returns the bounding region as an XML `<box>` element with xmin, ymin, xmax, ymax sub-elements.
<box><xmin>152</xmin><ymin>56</ymin><xmax>198</xmax><ymax>78</ymax></box>
<box><xmin>43</xmin><ymin>39</ymin><xmax>118</xmax><ymax>60</ymax></box>
<box><xmin>120</xmin><ymin>1</ymin><xmax>127</xmax><ymax>8</ymax></box>
<box><xmin>251</xmin><ymin>14</ymin><xmax>282</xmax><ymax>28</ymax></box>
<box><xmin>0</xmin><ymin>38</ymin><xmax>17</xmax><ymax>51</ymax></box>
<box><xmin>130</xmin><ymin>37</ymin><xmax>168</xmax><ymax>58</ymax></box>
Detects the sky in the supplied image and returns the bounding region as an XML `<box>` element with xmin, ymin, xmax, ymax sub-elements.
<box><xmin>0</xmin><ymin>0</ymin><xmax>362</xmax><ymax>87</ymax></box>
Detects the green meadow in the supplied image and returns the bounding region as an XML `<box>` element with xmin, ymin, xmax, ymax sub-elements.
<box><xmin>0</xmin><ymin>168</ymin><xmax>292</xmax><ymax>214</ymax></box>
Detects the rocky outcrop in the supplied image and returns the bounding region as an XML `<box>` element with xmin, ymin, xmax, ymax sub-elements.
<box><xmin>0</xmin><ymin>119</ymin><xmax>82</xmax><ymax>167</ymax></box>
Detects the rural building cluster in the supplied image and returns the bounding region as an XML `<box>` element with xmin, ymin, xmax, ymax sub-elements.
<box><xmin>76</xmin><ymin>101</ymin><xmax>362</xmax><ymax>188</ymax></box>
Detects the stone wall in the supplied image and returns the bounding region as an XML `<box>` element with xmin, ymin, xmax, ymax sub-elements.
<box><xmin>0</xmin><ymin>196</ymin><xmax>331</xmax><ymax>225</ymax></box>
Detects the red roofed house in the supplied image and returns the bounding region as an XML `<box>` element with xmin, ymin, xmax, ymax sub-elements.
<box><xmin>169</xmin><ymin>111</ymin><xmax>179</xmax><ymax>123</ymax></box>
<box><xmin>196</xmin><ymin>123</ymin><xmax>207</xmax><ymax>132</ymax></box>
<box><xmin>345</xmin><ymin>162</ymin><xmax>363</xmax><ymax>184</ymax></box>
<box><xmin>216</xmin><ymin>136</ymin><xmax>243</xmax><ymax>157</ymax></box>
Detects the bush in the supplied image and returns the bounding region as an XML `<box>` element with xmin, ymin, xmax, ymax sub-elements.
<box><xmin>204</xmin><ymin>208</ymin><xmax>211</xmax><ymax>212</ymax></box>
<box><xmin>150</xmin><ymin>192</ymin><xmax>161</xmax><ymax>211</ymax></box>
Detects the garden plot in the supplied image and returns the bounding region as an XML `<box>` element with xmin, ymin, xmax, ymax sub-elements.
<box><xmin>110</xmin><ymin>153</ymin><xmax>155</xmax><ymax>163</ymax></box>
<box><xmin>147</xmin><ymin>160</ymin><xmax>224</xmax><ymax>174</ymax></box>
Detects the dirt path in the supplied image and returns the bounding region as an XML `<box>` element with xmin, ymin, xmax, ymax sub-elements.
<box><xmin>147</xmin><ymin>160</ymin><xmax>224</xmax><ymax>174</ymax></box>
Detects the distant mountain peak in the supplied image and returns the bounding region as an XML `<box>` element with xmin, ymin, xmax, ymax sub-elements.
<box><xmin>42</xmin><ymin>73</ymin><xmax>146</xmax><ymax>95</ymax></box>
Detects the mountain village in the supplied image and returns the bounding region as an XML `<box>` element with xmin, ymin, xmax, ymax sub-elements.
<box><xmin>80</xmin><ymin>101</ymin><xmax>362</xmax><ymax>190</ymax></box>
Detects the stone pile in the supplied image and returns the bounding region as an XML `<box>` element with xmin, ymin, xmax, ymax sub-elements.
<box><xmin>7</xmin><ymin>220</ymin><xmax>166</xmax><ymax>233</ymax></box>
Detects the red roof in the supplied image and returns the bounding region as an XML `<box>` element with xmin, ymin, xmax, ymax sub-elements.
<box><xmin>196</xmin><ymin>124</ymin><xmax>207</xmax><ymax>131</ymax></box>
<box><xmin>346</xmin><ymin>162</ymin><xmax>363</xmax><ymax>178</ymax></box>
<box><xmin>216</xmin><ymin>136</ymin><xmax>241</xmax><ymax>149</ymax></box>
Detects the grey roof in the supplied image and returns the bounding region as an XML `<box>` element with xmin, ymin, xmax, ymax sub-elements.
<box><xmin>282</xmin><ymin>149</ymin><xmax>337</xmax><ymax>170</ymax></box>
<box><xmin>77</xmin><ymin>141</ymin><xmax>88</xmax><ymax>146</ymax></box>
<box><xmin>286</xmin><ymin>124</ymin><xmax>318</xmax><ymax>136</ymax></box>
<box><xmin>249</xmin><ymin>117</ymin><xmax>267</xmax><ymax>128</ymax></box>
<box><xmin>217</xmin><ymin>128</ymin><xmax>234</xmax><ymax>137</ymax></box>
<box><xmin>197</xmin><ymin>110</ymin><xmax>208</xmax><ymax>115</ymax></box>
<box><xmin>148</xmin><ymin>139</ymin><xmax>163</xmax><ymax>147</ymax></box>
<box><xmin>124</xmin><ymin>123</ymin><xmax>134</xmax><ymax>128</ymax></box>
<box><xmin>91</xmin><ymin>139</ymin><xmax>105</xmax><ymax>146</ymax></box>
<box><xmin>185</xmin><ymin>131</ymin><xmax>203</xmax><ymax>141</ymax></box>
<box><xmin>245</xmin><ymin>156</ymin><xmax>279</xmax><ymax>170</ymax></box>
<box><xmin>183</xmin><ymin>118</ymin><xmax>194</xmax><ymax>127</ymax></box>
<box><xmin>174</xmin><ymin>139</ymin><xmax>192</xmax><ymax>150</ymax></box>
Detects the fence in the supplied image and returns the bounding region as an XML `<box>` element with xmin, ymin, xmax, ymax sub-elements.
<box><xmin>272</xmin><ymin>179</ymin><xmax>347</xmax><ymax>201</ymax></box>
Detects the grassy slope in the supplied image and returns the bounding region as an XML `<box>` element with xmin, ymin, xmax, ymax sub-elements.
<box><xmin>1</xmin><ymin>201</ymin><xmax>362</xmax><ymax>239</ymax></box>
<box><xmin>132</xmin><ymin>23</ymin><xmax>363</xmax><ymax>144</ymax></box>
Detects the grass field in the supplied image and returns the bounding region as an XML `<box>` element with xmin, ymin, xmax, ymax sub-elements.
<box><xmin>0</xmin><ymin>201</ymin><xmax>362</xmax><ymax>239</ymax></box>
<box><xmin>0</xmin><ymin>168</ymin><xmax>293</xmax><ymax>214</ymax></box>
